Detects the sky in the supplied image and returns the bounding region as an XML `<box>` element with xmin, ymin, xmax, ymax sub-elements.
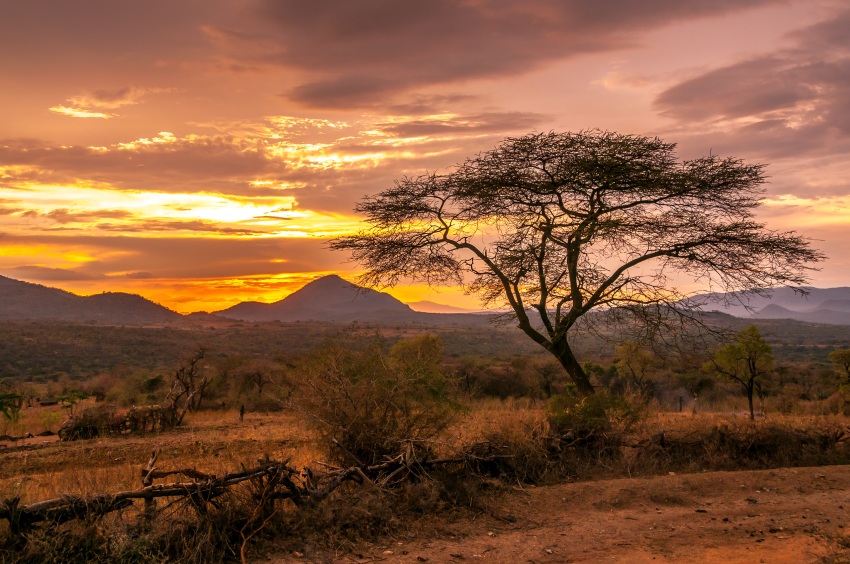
<box><xmin>1</xmin><ymin>0</ymin><xmax>849</xmax><ymax>313</ymax></box>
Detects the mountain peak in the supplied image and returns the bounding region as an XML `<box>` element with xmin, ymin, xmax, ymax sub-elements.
<box><xmin>300</xmin><ymin>274</ymin><xmax>354</xmax><ymax>289</ymax></box>
<box><xmin>216</xmin><ymin>274</ymin><xmax>413</xmax><ymax>322</ymax></box>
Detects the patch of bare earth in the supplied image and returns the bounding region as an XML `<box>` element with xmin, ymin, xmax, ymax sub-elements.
<box><xmin>274</xmin><ymin>465</ymin><xmax>850</xmax><ymax>563</ymax></box>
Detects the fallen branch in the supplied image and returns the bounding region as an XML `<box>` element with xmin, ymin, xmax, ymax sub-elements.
<box><xmin>0</xmin><ymin>457</ymin><xmax>300</xmax><ymax>534</ymax></box>
<box><xmin>0</xmin><ymin>439</ymin><xmax>517</xmax><ymax>536</ymax></box>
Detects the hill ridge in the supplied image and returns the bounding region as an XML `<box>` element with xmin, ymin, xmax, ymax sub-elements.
<box><xmin>3</xmin><ymin>274</ymin><xmax>849</xmax><ymax>326</ymax></box>
<box><xmin>0</xmin><ymin>274</ymin><xmax>181</xmax><ymax>325</ymax></box>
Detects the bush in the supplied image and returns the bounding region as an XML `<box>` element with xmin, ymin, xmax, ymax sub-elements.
<box><xmin>542</xmin><ymin>389</ymin><xmax>646</xmax><ymax>473</ymax></box>
<box><xmin>467</xmin><ymin>416</ymin><xmax>556</xmax><ymax>484</ymax></box>
<box><xmin>547</xmin><ymin>388</ymin><xmax>644</xmax><ymax>437</ymax></box>
<box><xmin>296</xmin><ymin>333</ymin><xmax>458</xmax><ymax>467</ymax></box>
<box><xmin>629</xmin><ymin>418</ymin><xmax>850</xmax><ymax>473</ymax></box>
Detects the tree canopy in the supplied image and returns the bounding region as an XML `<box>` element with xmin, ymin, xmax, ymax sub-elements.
<box><xmin>332</xmin><ymin>130</ymin><xmax>823</xmax><ymax>395</ymax></box>
<box><xmin>706</xmin><ymin>325</ymin><xmax>773</xmax><ymax>420</ymax></box>
<box><xmin>829</xmin><ymin>349</ymin><xmax>850</xmax><ymax>384</ymax></box>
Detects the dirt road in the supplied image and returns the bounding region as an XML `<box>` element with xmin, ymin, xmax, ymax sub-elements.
<box><xmin>279</xmin><ymin>465</ymin><xmax>850</xmax><ymax>563</ymax></box>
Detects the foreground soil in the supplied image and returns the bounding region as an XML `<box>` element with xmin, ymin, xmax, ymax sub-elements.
<box><xmin>275</xmin><ymin>465</ymin><xmax>850</xmax><ymax>563</ymax></box>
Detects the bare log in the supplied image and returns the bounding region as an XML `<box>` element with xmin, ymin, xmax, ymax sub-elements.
<box><xmin>0</xmin><ymin>457</ymin><xmax>301</xmax><ymax>534</ymax></box>
<box><xmin>0</xmin><ymin>441</ymin><xmax>519</xmax><ymax>535</ymax></box>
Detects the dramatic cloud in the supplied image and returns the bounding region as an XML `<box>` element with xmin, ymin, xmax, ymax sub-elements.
<box><xmin>375</xmin><ymin>111</ymin><xmax>546</xmax><ymax>137</ymax></box>
<box><xmin>68</xmin><ymin>87</ymin><xmax>156</xmax><ymax>110</ymax></box>
<box><xmin>48</xmin><ymin>87</ymin><xmax>173</xmax><ymax>119</ymax></box>
<box><xmin>214</xmin><ymin>0</ymin><xmax>782</xmax><ymax>107</ymax></box>
<box><xmin>39</xmin><ymin>209</ymin><xmax>134</xmax><ymax>225</ymax></box>
<box><xmin>8</xmin><ymin>235</ymin><xmax>343</xmax><ymax>291</ymax></box>
<box><xmin>655</xmin><ymin>8</ymin><xmax>850</xmax><ymax>160</ymax></box>
<box><xmin>0</xmin><ymin>109</ymin><xmax>546</xmax><ymax>216</ymax></box>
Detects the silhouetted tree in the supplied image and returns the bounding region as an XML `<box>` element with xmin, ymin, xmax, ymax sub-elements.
<box><xmin>332</xmin><ymin>131</ymin><xmax>823</xmax><ymax>396</ymax></box>
<box><xmin>532</xmin><ymin>358</ymin><xmax>564</xmax><ymax>398</ymax></box>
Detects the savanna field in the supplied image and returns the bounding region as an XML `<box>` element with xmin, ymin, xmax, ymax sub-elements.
<box><xmin>3</xmin><ymin>320</ymin><xmax>850</xmax><ymax>563</ymax></box>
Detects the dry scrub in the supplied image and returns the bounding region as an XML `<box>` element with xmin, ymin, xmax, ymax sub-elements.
<box><xmin>3</xmin><ymin>401</ymin><xmax>850</xmax><ymax>563</ymax></box>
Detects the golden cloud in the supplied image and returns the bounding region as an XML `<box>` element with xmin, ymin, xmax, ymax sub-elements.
<box><xmin>49</xmin><ymin>105</ymin><xmax>116</xmax><ymax>119</ymax></box>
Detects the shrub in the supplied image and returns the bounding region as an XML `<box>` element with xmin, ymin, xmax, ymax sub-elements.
<box><xmin>296</xmin><ymin>333</ymin><xmax>458</xmax><ymax>467</ymax></box>
<box><xmin>467</xmin><ymin>415</ymin><xmax>555</xmax><ymax>484</ymax></box>
<box><xmin>629</xmin><ymin>417</ymin><xmax>850</xmax><ymax>473</ymax></box>
<box><xmin>38</xmin><ymin>410</ymin><xmax>62</xmax><ymax>433</ymax></box>
<box><xmin>547</xmin><ymin>388</ymin><xmax>644</xmax><ymax>437</ymax></box>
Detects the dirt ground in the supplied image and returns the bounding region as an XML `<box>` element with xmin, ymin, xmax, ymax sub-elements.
<box><xmin>4</xmin><ymin>413</ymin><xmax>850</xmax><ymax>562</ymax></box>
<box><xmin>276</xmin><ymin>465</ymin><xmax>850</xmax><ymax>563</ymax></box>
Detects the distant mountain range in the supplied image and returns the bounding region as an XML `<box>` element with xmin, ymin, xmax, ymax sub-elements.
<box><xmin>0</xmin><ymin>275</ymin><xmax>180</xmax><ymax>325</ymax></box>
<box><xmin>406</xmin><ymin>301</ymin><xmax>481</xmax><ymax>314</ymax></box>
<box><xmin>688</xmin><ymin>286</ymin><xmax>850</xmax><ymax>325</ymax></box>
<box><xmin>1</xmin><ymin>273</ymin><xmax>849</xmax><ymax>326</ymax></box>
<box><xmin>0</xmin><ymin>274</ymin><xmax>484</xmax><ymax>326</ymax></box>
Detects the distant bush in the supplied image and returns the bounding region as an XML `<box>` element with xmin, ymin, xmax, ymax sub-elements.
<box><xmin>38</xmin><ymin>410</ymin><xmax>62</xmax><ymax>433</ymax></box>
<box><xmin>448</xmin><ymin>356</ymin><xmax>540</xmax><ymax>399</ymax></box>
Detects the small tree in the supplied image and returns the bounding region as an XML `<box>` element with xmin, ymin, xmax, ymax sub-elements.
<box><xmin>0</xmin><ymin>392</ymin><xmax>23</xmax><ymax>434</ymax></box>
<box><xmin>829</xmin><ymin>349</ymin><xmax>850</xmax><ymax>385</ymax></box>
<box><xmin>451</xmin><ymin>355</ymin><xmax>487</xmax><ymax>394</ymax></box>
<box><xmin>233</xmin><ymin>360</ymin><xmax>278</xmax><ymax>399</ymax></box>
<box><xmin>332</xmin><ymin>130</ymin><xmax>822</xmax><ymax>396</ymax></box>
<box><xmin>532</xmin><ymin>357</ymin><xmax>564</xmax><ymax>399</ymax></box>
<box><xmin>614</xmin><ymin>341</ymin><xmax>657</xmax><ymax>400</ymax></box>
<box><xmin>163</xmin><ymin>347</ymin><xmax>208</xmax><ymax>426</ymax></box>
<box><xmin>388</xmin><ymin>333</ymin><xmax>445</xmax><ymax>384</ymax></box>
<box><xmin>706</xmin><ymin>325</ymin><xmax>773</xmax><ymax>420</ymax></box>
<box><xmin>58</xmin><ymin>388</ymin><xmax>88</xmax><ymax>417</ymax></box>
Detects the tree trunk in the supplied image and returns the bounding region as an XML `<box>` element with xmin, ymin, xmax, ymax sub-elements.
<box><xmin>747</xmin><ymin>380</ymin><xmax>755</xmax><ymax>421</ymax></box>
<box><xmin>551</xmin><ymin>338</ymin><xmax>595</xmax><ymax>396</ymax></box>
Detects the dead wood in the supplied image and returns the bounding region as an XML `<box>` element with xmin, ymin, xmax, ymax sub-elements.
<box><xmin>0</xmin><ymin>457</ymin><xmax>300</xmax><ymax>534</ymax></box>
<box><xmin>0</xmin><ymin>438</ymin><xmax>520</xmax><ymax>536</ymax></box>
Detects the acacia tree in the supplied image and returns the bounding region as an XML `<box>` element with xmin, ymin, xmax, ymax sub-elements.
<box><xmin>332</xmin><ymin>131</ymin><xmax>822</xmax><ymax>396</ymax></box>
<box><xmin>706</xmin><ymin>325</ymin><xmax>773</xmax><ymax>420</ymax></box>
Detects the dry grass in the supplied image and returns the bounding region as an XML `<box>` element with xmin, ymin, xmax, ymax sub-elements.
<box><xmin>445</xmin><ymin>397</ymin><xmax>545</xmax><ymax>445</ymax></box>
<box><xmin>4</xmin><ymin>403</ymin><xmax>850</xmax><ymax>502</ymax></box>
<box><xmin>3</xmin><ymin>401</ymin><xmax>850</xmax><ymax>562</ymax></box>
<box><xmin>0</xmin><ymin>410</ymin><xmax>321</xmax><ymax>506</ymax></box>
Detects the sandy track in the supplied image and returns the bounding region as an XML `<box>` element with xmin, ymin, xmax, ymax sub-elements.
<box><xmin>278</xmin><ymin>465</ymin><xmax>850</xmax><ymax>563</ymax></box>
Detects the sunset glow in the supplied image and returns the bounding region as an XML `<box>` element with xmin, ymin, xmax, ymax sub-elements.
<box><xmin>2</xmin><ymin>1</ymin><xmax>849</xmax><ymax>311</ymax></box>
